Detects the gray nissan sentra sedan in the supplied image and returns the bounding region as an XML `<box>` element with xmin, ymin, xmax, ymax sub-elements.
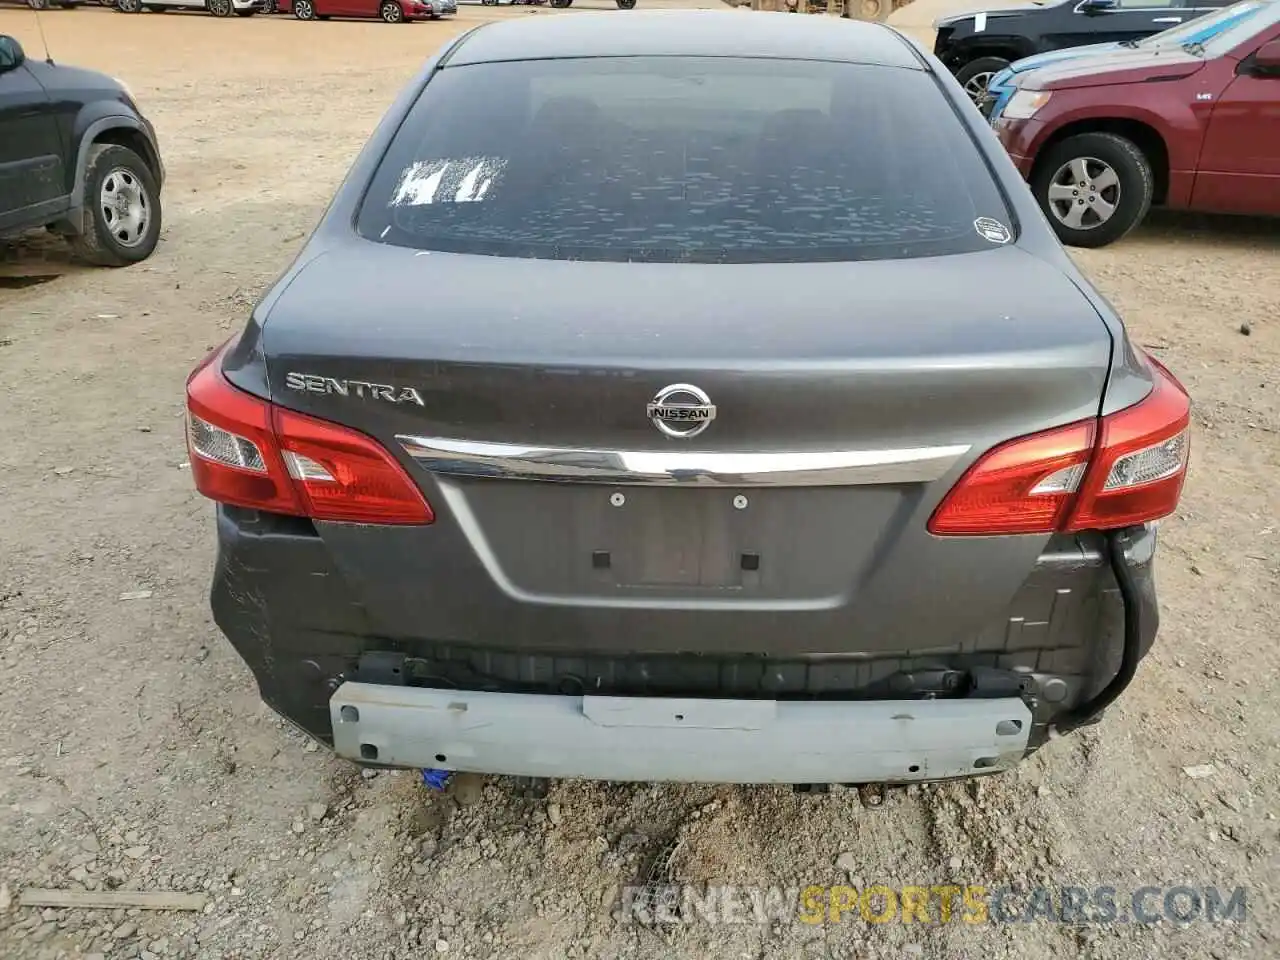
<box><xmin>185</xmin><ymin>11</ymin><xmax>1192</xmax><ymax>789</ymax></box>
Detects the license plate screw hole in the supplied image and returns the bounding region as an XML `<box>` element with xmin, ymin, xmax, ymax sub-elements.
<box><xmin>434</xmin><ymin>753</ymin><xmax>447</xmax><ymax>763</ymax></box>
<box><xmin>733</xmin><ymin>495</ymin><xmax>748</xmax><ymax>510</ymax></box>
<box><xmin>610</xmin><ymin>492</ymin><xmax>625</xmax><ymax>507</ymax></box>
<box><xmin>674</xmin><ymin>714</ymin><xmax>684</xmax><ymax>722</ymax></box>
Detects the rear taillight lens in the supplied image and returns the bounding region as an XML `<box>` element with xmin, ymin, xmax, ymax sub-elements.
<box><xmin>929</xmin><ymin>355</ymin><xmax>1190</xmax><ymax>536</ymax></box>
<box><xmin>186</xmin><ymin>344</ymin><xmax>433</xmax><ymax>525</ymax></box>
<box><xmin>1062</xmin><ymin>354</ymin><xmax>1189</xmax><ymax>532</ymax></box>
<box><xmin>926</xmin><ymin>419</ymin><xmax>1095</xmax><ymax>536</ymax></box>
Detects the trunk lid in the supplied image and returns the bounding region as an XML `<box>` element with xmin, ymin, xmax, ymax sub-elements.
<box><xmin>261</xmin><ymin>242</ymin><xmax>1109</xmax><ymax>451</ymax></box>
<box><xmin>251</xmin><ymin>240</ymin><xmax>1113</xmax><ymax>658</ymax></box>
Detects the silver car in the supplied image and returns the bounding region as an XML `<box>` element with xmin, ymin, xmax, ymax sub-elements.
<box><xmin>185</xmin><ymin>11</ymin><xmax>1192</xmax><ymax>789</ymax></box>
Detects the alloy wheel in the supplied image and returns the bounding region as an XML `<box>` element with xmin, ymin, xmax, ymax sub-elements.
<box><xmin>1046</xmin><ymin>156</ymin><xmax>1122</xmax><ymax>231</ymax></box>
<box><xmin>100</xmin><ymin>167</ymin><xmax>152</xmax><ymax>249</ymax></box>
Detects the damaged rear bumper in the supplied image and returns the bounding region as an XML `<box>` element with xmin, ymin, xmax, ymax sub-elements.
<box><xmin>210</xmin><ymin>504</ymin><xmax>1159</xmax><ymax>781</ymax></box>
<box><xmin>330</xmin><ymin>682</ymin><xmax>1033</xmax><ymax>784</ymax></box>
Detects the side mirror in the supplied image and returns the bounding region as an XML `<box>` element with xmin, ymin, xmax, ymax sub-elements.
<box><xmin>1253</xmin><ymin>38</ymin><xmax>1280</xmax><ymax>73</ymax></box>
<box><xmin>1079</xmin><ymin>0</ymin><xmax>1117</xmax><ymax>14</ymax></box>
<box><xmin>0</xmin><ymin>35</ymin><xmax>25</xmax><ymax>73</ymax></box>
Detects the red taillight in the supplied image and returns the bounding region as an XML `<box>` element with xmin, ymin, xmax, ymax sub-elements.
<box><xmin>1062</xmin><ymin>354</ymin><xmax>1190</xmax><ymax>532</ymax></box>
<box><xmin>186</xmin><ymin>345</ymin><xmax>433</xmax><ymax>525</ymax></box>
<box><xmin>929</xmin><ymin>356</ymin><xmax>1190</xmax><ymax>537</ymax></box>
<box><xmin>927</xmin><ymin>419</ymin><xmax>1095</xmax><ymax>536</ymax></box>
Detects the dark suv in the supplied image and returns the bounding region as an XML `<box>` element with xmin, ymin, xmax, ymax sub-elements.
<box><xmin>934</xmin><ymin>0</ymin><xmax>1234</xmax><ymax>102</ymax></box>
<box><xmin>0</xmin><ymin>36</ymin><xmax>165</xmax><ymax>266</ymax></box>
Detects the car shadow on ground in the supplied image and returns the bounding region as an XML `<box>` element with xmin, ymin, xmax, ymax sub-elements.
<box><xmin>1136</xmin><ymin>209</ymin><xmax>1280</xmax><ymax>250</ymax></box>
<box><xmin>0</xmin><ymin>230</ymin><xmax>93</xmax><ymax>288</ymax></box>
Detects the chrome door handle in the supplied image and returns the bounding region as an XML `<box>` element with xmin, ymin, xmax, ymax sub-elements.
<box><xmin>1152</xmin><ymin>16</ymin><xmax>1183</xmax><ymax>21</ymax></box>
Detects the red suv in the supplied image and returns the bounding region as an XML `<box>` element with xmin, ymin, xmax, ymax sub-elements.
<box><xmin>993</xmin><ymin>0</ymin><xmax>1280</xmax><ymax>247</ymax></box>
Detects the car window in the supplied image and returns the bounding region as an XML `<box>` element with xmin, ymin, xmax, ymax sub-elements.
<box><xmin>1195</xmin><ymin>0</ymin><xmax>1280</xmax><ymax>52</ymax></box>
<box><xmin>1138</xmin><ymin>0</ymin><xmax>1267</xmax><ymax>46</ymax></box>
<box><xmin>0</xmin><ymin>36</ymin><xmax>21</xmax><ymax>71</ymax></box>
<box><xmin>356</xmin><ymin>57</ymin><xmax>1016</xmax><ymax>265</ymax></box>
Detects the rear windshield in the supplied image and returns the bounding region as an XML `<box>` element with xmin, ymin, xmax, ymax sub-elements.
<box><xmin>356</xmin><ymin>57</ymin><xmax>1015</xmax><ymax>264</ymax></box>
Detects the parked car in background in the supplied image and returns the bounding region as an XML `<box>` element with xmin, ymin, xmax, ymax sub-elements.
<box><xmin>116</xmin><ymin>0</ymin><xmax>264</xmax><ymax>15</ymax></box>
<box><xmin>11</xmin><ymin>0</ymin><xmax>84</xmax><ymax>9</ymax></box>
<box><xmin>993</xmin><ymin>0</ymin><xmax>1280</xmax><ymax>245</ymax></box>
<box><xmin>979</xmin><ymin>0</ymin><xmax>1277</xmax><ymax>118</ymax></box>
<box><xmin>280</xmin><ymin>0</ymin><xmax>455</xmax><ymax>20</ymax></box>
<box><xmin>935</xmin><ymin>0</ymin><xmax>1236</xmax><ymax>103</ymax></box>
<box><xmin>185</xmin><ymin>13</ymin><xmax>1192</xmax><ymax>790</ymax></box>
<box><xmin>0</xmin><ymin>35</ymin><xmax>165</xmax><ymax>265</ymax></box>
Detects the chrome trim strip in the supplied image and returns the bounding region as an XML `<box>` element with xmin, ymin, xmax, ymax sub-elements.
<box><xmin>397</xmin><ymin>435</ymin><xmax>970</xmax><ymax>487</ymax></box>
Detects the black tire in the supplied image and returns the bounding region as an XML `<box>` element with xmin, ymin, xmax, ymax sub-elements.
<box><xmin>292</xmin><ymin>0</ymin><xmax>315</xmax><ymax>17</ymax></box>
<box><xmin>70</xmin><ymin>144</ymin><xmax>162</xmax><ymax>268</ymax></box>
<box><xmin>116</xmin><ymin>0</ymin><xmax>143</xmax><ymax>11</ymax></box>
<box><xmin>379</xmin><ymin>0</ymin><xmax>402</xmax><ymax>20</ymax></box>
<box><xmin>235</xmin><ymin>7</ymin><xmax>256</xmax><ymax>13</ymax></box>
<box><xmin>207</xmin><ymin>0</ymin><xmax>233</xmax><ymax>15</ymax></box>
<box><xmin>1031</xmin><ymin>132</ymin><xmax>1154</xmax><ymax>249</ymax></box>
<box><xmin>615</xmin><ymin>0</ymin><xmax>635</xmax><ymax>7</ymax></box>
<box><xmin>550</xmin><ymin>0</ymin><xmax>570</xmax><ymax>6</ymax></box>
<box><xmin>954</xmin><ymin>56</ymin><xmax>1010</xmax><ymax>104</ymax></box>
<box><xmin>28</xmin><ymin>0</ymin><xmax>51</xmax><ymax>9</ymax></box>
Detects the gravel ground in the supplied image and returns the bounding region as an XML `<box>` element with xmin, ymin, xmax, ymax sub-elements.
<box><xmin>0</xmin><ymin>4</ymin><xmax>1276</xmax><ymax>959</ymax></box>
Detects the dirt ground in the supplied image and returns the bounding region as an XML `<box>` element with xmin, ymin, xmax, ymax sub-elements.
<box><xmin>0</xmin><ymin>3</ymin><xmax>1277</xmax><ymax>959</ymax></box>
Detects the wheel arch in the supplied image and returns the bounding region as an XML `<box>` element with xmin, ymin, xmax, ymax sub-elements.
<box><xmin>69</xmin><ymin>117</ymin><xmax>164</xmax><ymax>211</ymax></box>
<box><xmin>1031</xmin><ymin>118</ymin><xmax>1170</xmax><ymax>206</ymax></box>
<box><xmin>951</xmin><ymin>36</ymin><xmax>1035</xmax><ymax>70</ymax></box>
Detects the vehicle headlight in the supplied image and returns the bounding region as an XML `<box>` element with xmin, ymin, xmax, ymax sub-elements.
<box><xmin>1002</xmin><ymin>89</ymin><xmax>1052</xmax><ymax>120</ymax></box>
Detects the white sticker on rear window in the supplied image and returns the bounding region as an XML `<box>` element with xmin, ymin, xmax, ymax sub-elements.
<box><xmin>390</xmin><ymin>157</ymin><xmax>507</xmax><ymax>207</ymax></box>
<box><xmin>974</xmin><ymin>217</ymin><xmax>1011</xmax><ymax>244</ymax></box>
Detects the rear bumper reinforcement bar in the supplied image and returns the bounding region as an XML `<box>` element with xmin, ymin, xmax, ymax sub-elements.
<box><xmin>396</xmin><ymin>435</ymin><xmax>970</xmax><ymax>487</ymax></box>
<box><xmin>330</xmin><ymin>683</ymin><xmax>1032</xmax><ymax>784</ymax></box>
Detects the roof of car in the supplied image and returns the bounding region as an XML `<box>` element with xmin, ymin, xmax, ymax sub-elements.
<box><xmin>444</xmin><ymin>10</ymin><xmax>926</xmax><ymax>70</ymax></box>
